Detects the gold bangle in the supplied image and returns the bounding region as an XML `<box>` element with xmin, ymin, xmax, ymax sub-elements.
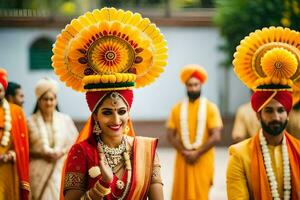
<box><xmin>86</xmin><ymin>191</ymin><xmax>92</xmax><ymax>200</ymax></box>
<box><xmin>90</xmin><ymin>187</ymin><xmax>104</xmax><ymax>198</ymax></box>
<box><xmin>80</xmin><ymin>191</ymin><xmax>92</xmax><ymax>200</ymax></box>
<box><xmin>95</xmin><ymin>181</ymin><xmax>111</xmax><ymax>196</ymax></box>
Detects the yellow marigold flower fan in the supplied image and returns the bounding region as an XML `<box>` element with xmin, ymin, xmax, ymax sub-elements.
<box><xmin>52</xmin><ymin>7</ymin><xmax>168</xmax><ymax>92</ymax></box>
<box><xmin>233</xmin><ymin>26</ymin><xmax>300</xmax><ymax>96</ymax></box>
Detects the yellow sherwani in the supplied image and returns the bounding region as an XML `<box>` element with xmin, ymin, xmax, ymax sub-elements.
<box><xmin>287</xmin><ymin>109</ymin><xmax>300</xmax><ymax>139</ymax></box>
<box><xmin>227</xmin><ymin>138</ymin><xmax>284</xmax><ymax>199</ymax></box>
<box><xmin>167</xmin><ymin>98</ymin><xmax>223</xmax><ymax>200</ymax></box>
<box><xmin>232</xmin><ymin>102</ymin><xmax>260</xmax><ymax>141</ymax></box>
<box><xmin>0</xmin><ymin>130</ymin><xmax>19</xmax><ymax>200</ymax></box>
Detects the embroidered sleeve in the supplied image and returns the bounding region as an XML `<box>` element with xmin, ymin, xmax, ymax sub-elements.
<box><xmin>151</xmin><ymin>152</ymin><xmax>163</xmax><ymax>185</ymax></box>
<box><xmin>64</xmin><ymin>144</ymin><xmax>88</xmax><ymax>193</ymax></box>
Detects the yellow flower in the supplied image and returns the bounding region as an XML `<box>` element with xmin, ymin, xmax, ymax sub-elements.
<box><xmin>88</xmin><ymin>36</ymin><xmax>135</xmax><ymax>74</ymax></box>
<box><xmin>52</xmin><ymin>8</ymin><xmax>167</xmax><ymax>91</ymax></box>
<box><xmin>60</xmin><ymin>1</ymin><xmax>76</xmax><ymax>16</ymax></box>
<box><xmin>281</xmin><ymin>17</ymin><xmax>291</xmax><ymax>27</ymax></box>
<box><xmin>292</xmin><ymin>1</ymin><xmax>300</xmax><ymax>14</ymax></box>
<box><xmin>232</xmin><ymin>27</ymin><xmax>300</xmax><ymax>89</ymax></box>
<box><xmin>261</xmin><ymin>47</ymin><xmax>297</xmax><ymax>80</ymax></box>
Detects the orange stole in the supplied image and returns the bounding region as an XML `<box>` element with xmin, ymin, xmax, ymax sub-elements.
<box><xmin>0</xmin><ymin>104</ymin><xmax>30</xmax><ymax>200</ymax></box>
<box><xmin>251</xmin><ymin>132</ymin><xmax>300</xmax><ymax>199</ymax></box>
<box><xmin>127</xmin><ymin>136</ymin><xmax>158</xmax><ymax>199</ymax></box>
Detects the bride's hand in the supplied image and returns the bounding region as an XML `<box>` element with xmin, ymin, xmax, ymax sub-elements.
<box><xmin>97</xmin><ymin>143</ymin><xmax>113</xmax><ymax>183</ymax></box>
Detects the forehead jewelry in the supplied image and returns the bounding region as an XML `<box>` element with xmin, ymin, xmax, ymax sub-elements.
<box><xmin>110</xmin><ymin>92</ymin><xmax>120</xmax><ymax>107</ymax></box>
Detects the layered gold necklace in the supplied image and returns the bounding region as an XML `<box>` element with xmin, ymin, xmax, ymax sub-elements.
<box><xmin>100</xmin><ymin>137</ymin><xmax>126</xmax><ymax>170</ymax></box>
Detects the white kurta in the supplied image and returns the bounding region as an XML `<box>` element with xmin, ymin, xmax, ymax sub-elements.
<box><xmin>28</xmin><ymin>111</ymin><xmax>78</xmax><ymax>200</ymax></box>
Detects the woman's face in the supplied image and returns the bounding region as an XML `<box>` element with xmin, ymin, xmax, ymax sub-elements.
<box><xmin>38</xmin><ymin>91</ymin><xmax>57</xmax><ymax>115</ymax></box>
<box><xmin>95</xmin><ymin>94</ymin><xmax>129</xmax><ymax>138</ymax></box>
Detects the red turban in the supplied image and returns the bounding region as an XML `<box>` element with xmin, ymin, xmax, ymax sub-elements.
<box><xmin>86</xmin><ymin>89</ymin><xmax>133</xmax><ymax>112</ymax></box>
<box><xmin>251</xmin><ymin>91</ymin><xmax>292</xmax><ymax>113</ymax></box>
<box><xmin>0</xmin><ymin>68</ymin><xmax>8</xmax><ymax>90</ymax></box>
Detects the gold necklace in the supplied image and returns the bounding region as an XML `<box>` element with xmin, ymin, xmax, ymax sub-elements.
<box><xmin>100</xmin><ymin>137</ymin><xmax>126</xmax><ymax>169</ymax></box>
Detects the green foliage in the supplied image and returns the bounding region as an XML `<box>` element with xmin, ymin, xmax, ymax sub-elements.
<box><xmin>214</xmin><ymin>0</ymin><xmax>300</xmax><ymax>68</ymax></box>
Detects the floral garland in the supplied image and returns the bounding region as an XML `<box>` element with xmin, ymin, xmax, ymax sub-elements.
<box><xmin>180</xmin><ymin>97</ymin><xmax>207</xmax><ymax>150</ymax></box>
<box><xmin>259</xmin><ymin>130</ymin><xmax>291</xmax><ymax>200</ymax></box>
<box><xmin>1</xmin><ymin>99</ymin><xmax>12</xmax><ymax>147</ymax></box>
<box><xmin>35</xmin><ymin>110</ymin><xmax>60</xmax><ymax>153</ymax></box>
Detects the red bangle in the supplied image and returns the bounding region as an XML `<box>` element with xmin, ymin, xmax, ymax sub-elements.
<box><xmin>99</xmin><ymin>178</ymin><xmax>111</xmax><ymax>188</ymax></box>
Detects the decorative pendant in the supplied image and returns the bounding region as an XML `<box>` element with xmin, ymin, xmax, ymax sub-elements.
<box><xmin>116</xmin><ymin>179</ymin><xmax>125</xmax><ymax>190</ymax></box>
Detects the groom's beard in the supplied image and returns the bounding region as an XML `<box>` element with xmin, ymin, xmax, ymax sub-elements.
<box><xmin>261</xmin><ymin>119</ymin><xmax>288</xmax><ymax>136</ymax></box>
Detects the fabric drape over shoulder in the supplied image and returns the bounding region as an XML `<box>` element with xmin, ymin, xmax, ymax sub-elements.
<box><xmin>227</xmin><ymin>132</ymin><xmax>300</xmax><ymax>199</ymax></box>
<box><xmin>63</xmin><ymin>136</ymin><xmax>158</xmax><ymax>200</ymax></box>
<box><xmin>0</xmin><ymin>103</ymin><xmax>30</xmax><ymax>200</ymax></box>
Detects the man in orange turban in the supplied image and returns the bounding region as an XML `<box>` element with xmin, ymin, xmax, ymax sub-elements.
<box><xmin>227</xmin><ymin>27</ymin><xmax>300</xmax><ymax>200</ymax></box>
<box><xmin>0</xmin><ymin>68</ymin><xmax>30</xmax><ymax>200</ymax></box>
<box><xmin>166</xmin><ymin>64</ymin><xmax>223</xmax><ymax>200</ymax></box>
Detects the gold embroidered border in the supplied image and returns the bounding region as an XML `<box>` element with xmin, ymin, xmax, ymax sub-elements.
<box><xmin>64</xmin><ymin>172</ymin><xmax>87</xmax><ymax>192</ymax></box>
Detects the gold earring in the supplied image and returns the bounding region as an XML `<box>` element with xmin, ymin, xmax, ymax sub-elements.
<box><xmin>124</xmin><ymin>124</ymin><xmax>130</xmax><ymax>135</ymax></box>
<box><xmin>93</xmin><ymin>121</ymin><xmax>102</xmax><ymax>136</ymax></box>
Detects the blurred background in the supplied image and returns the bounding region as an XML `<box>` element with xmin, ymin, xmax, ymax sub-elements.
<box><xmin>1</xmin><ymin>0</ymin><xmax>299</xmax><ymax>199</ymax></box>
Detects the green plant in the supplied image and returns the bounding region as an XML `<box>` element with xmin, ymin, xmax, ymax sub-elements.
<box><xmin>214</xmin><ymin>0</ymin><xmax>300</xmax><ymax>68</ymax></box>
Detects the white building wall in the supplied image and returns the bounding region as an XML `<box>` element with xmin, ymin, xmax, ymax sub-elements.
<box><xmin>0</xmin><ymin>27</ymin><xmax>249</xmax><ymax>120</ymax></box>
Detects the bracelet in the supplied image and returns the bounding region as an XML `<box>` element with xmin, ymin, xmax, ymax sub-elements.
<box><xmin>80</xmin><ymin>191</ymin><xmax>92</xmax><ymax>200</ymax></box>
<box><xmin>95</xmin><ymin>181</ymin><xmax>111</xmax><ymax>195</ymax></box>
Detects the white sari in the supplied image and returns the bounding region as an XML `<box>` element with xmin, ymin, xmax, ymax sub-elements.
<box><xmin>28</xmin><ymin>111</ymin><xmax>78</xmax><ymax>200</ymax></box>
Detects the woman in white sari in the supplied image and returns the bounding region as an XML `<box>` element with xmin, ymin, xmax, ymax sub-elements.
<box><xmin>28</xmin><ymin>78</ymin><xmax>78</xmax><ymax>200</ymax></box>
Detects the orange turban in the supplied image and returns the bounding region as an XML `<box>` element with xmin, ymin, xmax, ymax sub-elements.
<box><xmin>251</xmin><ymin>91</ymin><xmax>293</xmax><ymax>113</ymax></box>
<box><xmin>0</xmin><ymin>68</ymin><xmax>8</xmax><ymax>90</ymax></box>
<box><xmin>180</xmin><ymin>64</ymin><xmax>207</xmax><ymax>84</ymax></box>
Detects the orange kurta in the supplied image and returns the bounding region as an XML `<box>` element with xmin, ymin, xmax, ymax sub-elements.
<box><xmin>167</xmin><ymin>98</ymin><xmax>223</xmax><ymax>200</ymax></box>
<box><xmin>227</xmin><ymin>132</ymin><xmax>300</xmax><ymax>199</ymax></box>
<box><xmin>0</xmin><ymin>103</ymin><xmax>30</xmax><ymax>200</ymax></box>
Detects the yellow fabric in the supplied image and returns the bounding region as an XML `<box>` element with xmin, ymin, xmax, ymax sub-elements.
<box><xmin>0</xmin><ymin>108</ymin><xmax>20</xmax><ymax>200</ymax></box>
<box><xmin>167</xmin><ymin>98</ymin><xmax>223</xmax><ymax>200</ymax></box>
<box><xmin>232</xmin><ymin>102</ymin><xmax>260</xmax><ymax>140</ymax></box>
<box><xmin>0</xmin><ymin>162</ymin><xmax>19</xmax><ymax>200</ymax></box>
<box><xmin>287</xmin><ymin>109</ymin><xmax>300</xmax><ymax>139</ymax></box>
<box><xmin>227</xmin><ymin>138</ymin><xmax>284</xmax><ymax>199</ymax></box>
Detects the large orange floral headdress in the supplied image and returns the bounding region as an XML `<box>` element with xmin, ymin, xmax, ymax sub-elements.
<box><xmin>233</xmin><ymin>27</ymin><xmax>300</xmax><ymax>112</ymax></box>
<box><xmin>52</xmin><ymin>7</ymin><xmax>168</xmax><ymax>92</ymax></box>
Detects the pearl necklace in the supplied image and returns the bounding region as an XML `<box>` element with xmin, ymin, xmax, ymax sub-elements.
<box><xmin>100</xmin><ymin>137</ymin><xmax>126</xmax><ymax>169</ymax></box>
<box><xmin>259</xmin><ymin>130</ymin><xmax>291</xmax><ymax>200</ymax></box>
<box><xmin>0</xmin><ymin>99</ymin><xmax>12</xmax><ymax>147</ymax></box>
<box><xmin>180</xmin><ymin>97</ymin><xmax>207</xmax><ymax>150</ymax></box>
<box><xmin>36</xmin><ymin>110</ymin><xmax>60</xmax><ymax>153</ymax></box>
